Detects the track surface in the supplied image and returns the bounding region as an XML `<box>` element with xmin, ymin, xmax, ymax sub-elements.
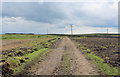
<box><xmin>29</xmin><ymin>37</ymin><xmax>101</xmax><ymax>75</ymax></box>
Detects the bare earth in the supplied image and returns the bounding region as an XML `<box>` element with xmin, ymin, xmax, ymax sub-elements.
<box><xmin>2</xmin><ymin>38</ymin><xmax>39</xmax><ymax>51</ymax></box>
<box><xmin>29</xmin><ymin>37</ymin><xmax>102</xmax><ymax>75</ymax></box>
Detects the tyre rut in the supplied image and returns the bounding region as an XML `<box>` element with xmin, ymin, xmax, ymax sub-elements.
<box><xmin>29</xmin><ymin>37</ymin><xmax>101</xmax><ymax>75</ymax></box>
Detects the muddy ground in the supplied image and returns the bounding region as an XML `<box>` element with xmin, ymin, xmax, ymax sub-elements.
<box><xmin>1</xmin><ymin>37</ymin><xmax>59</xmax><ymax>76</ymax></box>
<box><xmin>22</xmin><ymin>37</ymin><xmax>102</xmax><ymax>75</ymax></box>
<box><xmin>3</xmin><ymin>36</ymin><xmax>119</xmax><ymax>75</ymax></box>
<box><xmin>71</xmin><ymin>37</ymin><xmax>119</xmax><ymax>68</ymax></box>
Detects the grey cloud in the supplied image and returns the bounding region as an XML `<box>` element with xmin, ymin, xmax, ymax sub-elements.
<box><xmin>2</xmin><ymin>2</ymin><xmax>68</xmax><ymax>23</ymax></box>
<box><xmin>2</xmin><ymin>2</ymin><xmax>118</xmax><ymax>34</ymax></box>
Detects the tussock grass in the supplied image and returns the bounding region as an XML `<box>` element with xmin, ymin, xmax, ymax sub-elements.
<box><xmin>13</xmin><ymin>48</ymin><xmax>49</xmax><ymax>74</ymax></box>
<box><xmin>65</xmin><ymin>55</ymin><xmax>70</xmax><ymax>70</ymax></box>
<box><xmin>2</xmin><ymin>35</ymin><xmax>62</xmax><ymax>75</ymax></box>
<box><xmin>85</xmin><ymin>50</ymin><xmax>119</xmax><ymax>75</ymax></box>
<box><xmin>13</xmin><ymin>37</ymin><xmax>60</xmax><ymax>74</ymax></box>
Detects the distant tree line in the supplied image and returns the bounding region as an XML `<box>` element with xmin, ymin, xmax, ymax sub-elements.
<box><xmin>5</xmin><ymin>33</ymin><xmax>34</xmax><ymax>35</ymax></box>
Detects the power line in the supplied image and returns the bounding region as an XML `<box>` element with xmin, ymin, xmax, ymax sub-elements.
<box><xmin>71</xmin><ymin>24</ymin><xmax>73</xmax><ymax>35</ymax></box>
<box><xmin>47</xmin><ymin>28</ymin><xmax>48</xmax><ymax>35</ymax></box>
<box><xmin>107</xmin><ymin>28</ymin><xmax>108</xmax><ymax>34</ymax></box>
<box><xmin>106</xmin><ymin>24</ymin><xmax>109</xmax><ymax>34</ymax></box>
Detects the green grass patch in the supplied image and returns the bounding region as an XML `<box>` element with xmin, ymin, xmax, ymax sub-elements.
<box><xmin>62</xmin><ymin>54</ymin><xmax>71</xmax><ymax>75</ymax></box>
<box><xmin>45</xmin><ymin>42</ymin><xmax>51</xmax><ymax>47</ymax></box>
<box><xmin>86</xmin><ymin>49</ymin><xmax>91</xmax><ymax>52</ymax></box>
<box><xmin>78</xmin><ymin>45</ymin><xmax>119</xmax><ymax>75</ymax></box>
<box><xmin>51</xmin><ymin>39</ymin><xmax>56</xmax><ymax>43</ymax></box>
<box><xmin>101</xmin><ymin>46</ymin><xmax>107</xmax><ymax>49</ymax></box>
<box><xmin>2</xmin><ymin>35</ymin><xmax>62</xmax><ymax>75</ymax></box>
<box><xmin>80</xmin><ymin>46</ymin><xmax>86</xmax><ymax>49</ymax></box>
<box><xmin>61</xmin><ymin>51</ymin><xmax>71</xmax><ymax>76</ymax></box>
<box><xmin>13</xmin><ymin>48</ymin><xmax>49</xmax><ymax>74</ymax></box>
<box><xmin>12</xmin><ymin>37</ymin><xmax>59</xmax><ymax>74</ymax></box>
<box><xmin>64</xmin><ymin>55</ymin><xmax>70</xmax><ymax>70</ymax></box>
<box><xmin>2</xmin><ymin>34</ymin><xmax>62</xmax><ymax>40</ymax></box>
<box><xmin>86</xmin><ymin>52</ymin><xmax>119</xmax><ymax>75</ymax></box>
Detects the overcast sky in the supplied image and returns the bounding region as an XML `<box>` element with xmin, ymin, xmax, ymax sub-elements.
<box><xmin>1</xmin><ymin>0</ymin><xmax>118</xmax><ymax>34</ymax></box>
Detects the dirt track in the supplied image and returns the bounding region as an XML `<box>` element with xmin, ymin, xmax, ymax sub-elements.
<box><xmin>27</xmin><ymin>37</ymin><xmax>102</xmax><ymax>75</ymax></box>
<box><xmin>19</xmin><ymin>37</ymin><xmax>101</xmax><ymax>75</ymax></box>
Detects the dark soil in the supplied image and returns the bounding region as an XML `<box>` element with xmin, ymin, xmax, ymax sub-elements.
<box><xmin>30</xmin><ymin>37</ymin><xmax>100</xmax><ymax>75</ymax></box>
<box><xmin>1</xmin><ymin>38</ymin><xmax>58</xmax><ymax>76</ymax></box>
<box><xmin>71</xmin><ymin>37</ymin><xmax>119</xmax><ymax>68</ymax></box>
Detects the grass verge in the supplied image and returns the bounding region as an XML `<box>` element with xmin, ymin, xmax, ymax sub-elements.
<box><xmin>87</xmin><ymin>52</ymin><xmax>119</xmax><ymax>75</ymax></box>
<box><xmin>80</xmin><ymin>47</ymin><xmax>119</xmax><ymax>75</ymax></box>
<box><xmin>2</xmin><ymin>35</ymin><xmax>62</xmax><ymax>75</ymax></box>
<box><xmin>62</xmin><ymin>52</ymin><xmax>71</xmax><ymax>75</ymax></box>
<box><xmin>64</xmin><ymin>55</ymin><xmax>70</xmax><ymax>70</ymax></box>
<box><xmin>2</xmin><ymin>34</ymin><xmax>62</xmax><ymax>40</ymax></box>
<box><xmin>13</xmin><ymin>48</ymin><xmax>49</xmax><ymax>74</ymax></box>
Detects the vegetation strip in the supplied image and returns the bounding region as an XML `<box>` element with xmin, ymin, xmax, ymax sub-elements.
<box><xmin>1</xmin><ymin>35</ymin><xmax>62</xmax><ymax>76</ymax></box>
<box><xmin>79</xmin><ymin>44</ymin><xmax>119</xmax><ymax>75</ymax></box>
<box><xmin>17</xmin><ymin>48</ymin><xmax>51</xmax><ymax>75</ymax></box>
<box><xmin>53</xmin><ymin>51</ymin><xmax>71</xmax><ymax>75</ymax></box>
<box><xmin>87</xmin><ymin>52</ymin><xmax>118</xmax><ymax>75</ymax></box>
<box><xmin>63</xmin><ymin>52</ymin><xmax>71</xmax><ymax>71</ymax></box>
<box><xmin>70</xmin><ymin>36</ymin><xmax>119</xmax><ymax>75</ymax></box>
<box><xmin>2</xmin><ymin>34</ymin><xmax>61</xmax><ymax>40</ymax></box>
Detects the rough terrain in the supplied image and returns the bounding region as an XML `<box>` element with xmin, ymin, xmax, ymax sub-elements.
<box><xmin>2</xmin><ymin>39</ymin><xmax>39</xmax><ymax>51</ymax></box>
<box><xmin>29</xmin><ymin>37</ymin><xmax>101</xmax><ymax>75</ymax></box>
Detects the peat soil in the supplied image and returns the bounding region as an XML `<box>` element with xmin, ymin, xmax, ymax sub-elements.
<box><xmin>26</xmin><ymin>37</ymin><xmax>102</xmax><ymax>75</ymax></box>
<box><xmin>71</xmin><ymin>37</ymin><xmax>119</xmax><ymax>68</ymax></box>
<box><xmin>1</xmin><ymin>38</ymin><xmax>58</xmax><ymax>76</ymax></box>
